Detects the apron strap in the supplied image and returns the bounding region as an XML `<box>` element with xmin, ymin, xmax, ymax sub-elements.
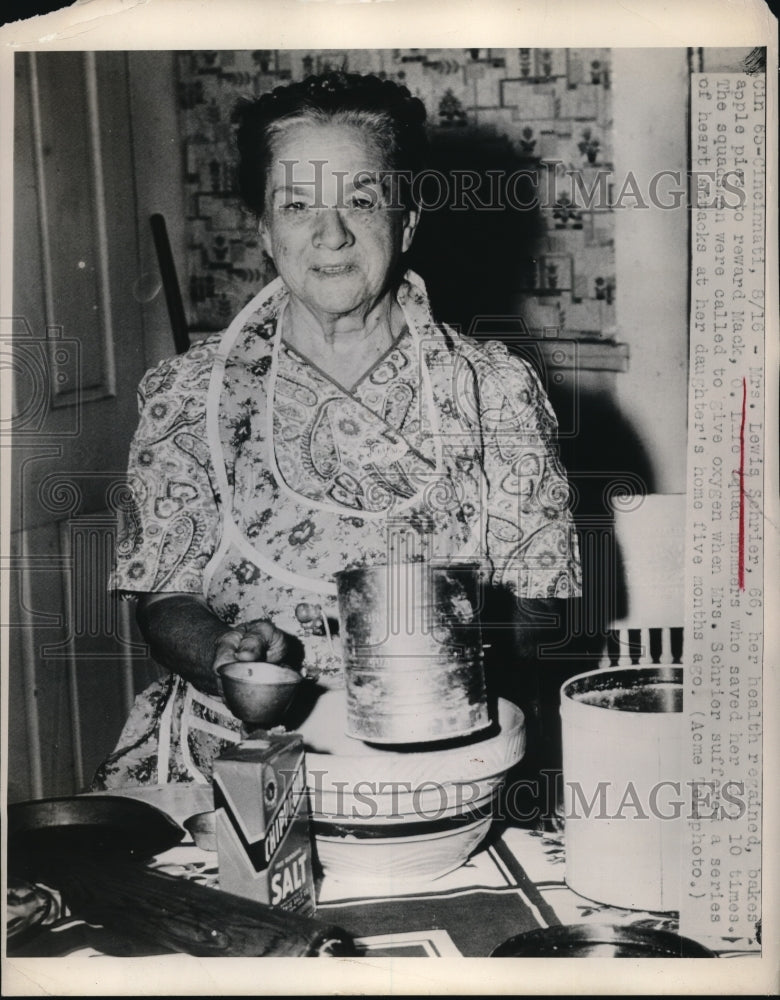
<box><xmin>156</xmin><ymin>675</ymin><xmax>179</xmax><ymax>784</ymax></box>
<box><xmin>179</xmin><ymin>684</ymin><xmax>241</xmax><ymax>785</ymax></box>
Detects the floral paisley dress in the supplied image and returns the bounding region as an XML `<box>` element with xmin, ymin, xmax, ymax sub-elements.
<box><xmin>95</xmin><ymin>271</ymin><xmax>581</xmax><ymax>788</ymax></box>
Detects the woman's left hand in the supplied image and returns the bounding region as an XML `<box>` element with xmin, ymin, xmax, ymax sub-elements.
<box><xmin>294</xmin><ymin>603</ymin><xmax>326</xmax><ymax>636</ymax></box>
<box><xmin>294</xmin><ymin>603</ymin><xmax>340</xmax><ymax>639</ymax></box>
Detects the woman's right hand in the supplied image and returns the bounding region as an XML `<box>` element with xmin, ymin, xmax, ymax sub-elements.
<box><xmin>136</xmin><ymin>593</ymin><xmax>302</xmax><ymax>698</ymax></box>
<box><xmin>213</xmin><ymin>619</ymin><xmax>292</xmax><ymax>670</ymax></box>
<box><xmin>213</xmin><ymin>619</ymin><xmax>302</xmax><ymax>697</ymax></box>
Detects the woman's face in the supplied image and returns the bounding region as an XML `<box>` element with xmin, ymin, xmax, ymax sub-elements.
<box><xmin>258</xmin><ymin>121</ymin><xmax>418</xmax><ymax>324</ymax></box>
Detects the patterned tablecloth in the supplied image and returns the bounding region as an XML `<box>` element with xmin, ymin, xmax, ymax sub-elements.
<box><xmin>7</xmin><ymin>813</ymin><xmax>759</xmax><ymax>959</ymax></box>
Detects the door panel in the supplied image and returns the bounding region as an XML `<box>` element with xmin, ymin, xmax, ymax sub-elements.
<box><xmin>33</xmin><ymin>53</ymin><xmax>116</xmax><ymax>399</ymax></box>
<box><xmin>9</xmin><ymin>51</ymin><xmax>165</xmax><ymax>800</ymax></box>
<box><xmin>14</xmin><ymin>51</ymin><xmax>148</xmax><ymax>530</ymax></box>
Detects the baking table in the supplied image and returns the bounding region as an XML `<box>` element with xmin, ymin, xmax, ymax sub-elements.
<box><xmin>6</xmin><ymin>784</ymin><xmax>759</xmax><ymax>960</ymax></box>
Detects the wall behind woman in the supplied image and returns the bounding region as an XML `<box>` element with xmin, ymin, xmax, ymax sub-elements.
<box><xmin>175</xmin><ymin>47</ymin><xmax>617</xmax><ymax>340</ymax></box>
<box><xmin>612</xmin><ymin>49</ymin><xmax>689</xmax><ymax>494</ymax></box>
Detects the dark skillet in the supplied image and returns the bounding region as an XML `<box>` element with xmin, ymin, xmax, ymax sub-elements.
<box><xmin>8</xmin><ymin>795</ymin><xmax>184</xmax><ymax>871</ymax></box>
<box><xmin>7</xmin><ymin>795</ymin><xmax>354</xmax><ymax>957</ymax></box>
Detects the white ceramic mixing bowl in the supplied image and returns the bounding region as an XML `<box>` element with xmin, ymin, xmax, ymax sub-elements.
<box><xmin>298</xmin><ymin>690</ymin><xmax>525</xmax><ymax>889</ymax></box>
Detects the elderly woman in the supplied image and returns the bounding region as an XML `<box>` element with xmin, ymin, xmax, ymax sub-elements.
<box><xmin>96</xmin><ymin>72</ymin><xmax>580</xmax><ymax>789</ymax></box>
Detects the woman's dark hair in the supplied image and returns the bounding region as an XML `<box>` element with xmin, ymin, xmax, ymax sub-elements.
<box><xmin>234</xmin><ymin>71</ymin><xmax>428</xmax><ymax>215</ymax></box>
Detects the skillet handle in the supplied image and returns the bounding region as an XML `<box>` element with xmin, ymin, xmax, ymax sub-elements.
<box><xmin>45</xmin><ymin>855</ymin><xmax>354</xmax><ymax>957</ymax></box>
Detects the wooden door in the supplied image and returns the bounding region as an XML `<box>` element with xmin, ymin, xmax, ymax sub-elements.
<box><xmin>7</xmin><ymin>51</ymin><xmax>163</xmax><ymax>801</ymax></box>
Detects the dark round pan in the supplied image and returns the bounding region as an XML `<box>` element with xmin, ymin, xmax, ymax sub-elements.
<box><xmin>7</xmin><ymin>795</ymin><xmax>184</xmax><ymax>872</ymax></box>
<box><xmin>490</xmin><ymin>922</ymin><xmax>717</xmax><ymax>958</ymax></box>
<box><xmin>6</xmin><ymin>795</ymin><xmax>355</xmax><ymax>957</ymax></box>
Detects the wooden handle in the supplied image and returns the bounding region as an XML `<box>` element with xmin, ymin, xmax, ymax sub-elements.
<box><xmin>149</xmin><ymin>213</ymin><xmax>190</xmax><ymax>356</ymax></box>
<box><xmin>42</xmin><ymin>855</ymin><xmax>353</xmax><ymax>957</ymax></box>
